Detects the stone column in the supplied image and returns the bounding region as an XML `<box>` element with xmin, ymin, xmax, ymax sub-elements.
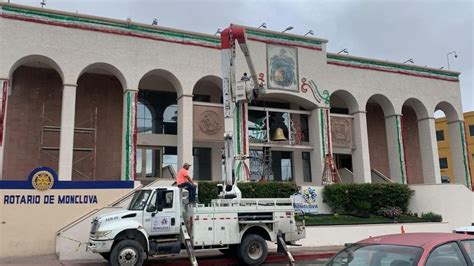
<box><xmin>351</xmin><ymin>111</ymin><xmax>372</xmax><ymax>183</ymax></box>
<box><xmin>58</xmin><ymin>83</ymin><xmax>77</xmax><ymax>181</ymax></box>
<box><xmin>308</xmin><ymin>107</ymin><xmax>329</xmax><ymax>185</ymax></box>
<box><xmin>122</xmin><ymin>90</ymin><xmax>137</xmax><ymax>181</ymax></box>
<box><xmin>385</xmin><ymin>114</ymin><xmax>407</xmax><ymax>183</ymax></box>
<box><xmin>177</xmin><ymin>94</ymin><xmax>193</xmax><ymax>168</ymax></box>
<box><xmin>0</xmin><ymin>78</ymin><xmax>9</xmax><ymax>179</ymax></box>
<box><xmin>448</xmin><ymin>120</ymin><xmax>471</xmax><ymax>187</ymax></box>
<box><xmin>417</xmin><ymin>117</ymin><xmax>441</xmax><ymax>184</ymax></box>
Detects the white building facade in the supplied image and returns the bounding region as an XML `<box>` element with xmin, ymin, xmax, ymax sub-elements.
<box><xmin>0</xmin><ymin>3</ymin><xmax>471</xmax><ymax>187</ymax></box>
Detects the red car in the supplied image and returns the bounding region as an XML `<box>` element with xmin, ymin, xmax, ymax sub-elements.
<box><xmin>327</xmin><ymin>233</ymin><xmax>474</xmax><ymax>266</ymax></box>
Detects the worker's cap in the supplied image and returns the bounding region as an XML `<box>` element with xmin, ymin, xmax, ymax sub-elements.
<box><xmin>183</xmin><ymin>163</ymin><xmax>192</xmax><ymax>167</ymax></box>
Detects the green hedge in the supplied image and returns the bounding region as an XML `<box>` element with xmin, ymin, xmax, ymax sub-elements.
<box><xmin>197</xmin><ymin>181</ymin><xmax>298</xmax><ymax>205</ymax></box>
<box><xmin>322</xmin><ymin>183</ymin><xmax>414</xmax><ymax>216</ymax></box>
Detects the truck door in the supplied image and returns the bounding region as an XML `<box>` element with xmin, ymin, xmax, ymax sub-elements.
<box><xmin>144</xmin><ymin>188</ymin><xmax>180</xmax><ymax>236</ymax></box>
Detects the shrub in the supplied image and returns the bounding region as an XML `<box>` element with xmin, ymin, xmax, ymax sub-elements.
<box><xmin>421</xmin><ymin>212</ymin><xmax>443</xmax><ymax>222</ymax></box>
<box><xmin>353</xmin><ymin>201</ymin><xmax>371</xmax><ymax>218</ymax></box>
<box><xmin>377</xmin><ymin>206</ymin><xmax>402</xmax><ymax>219</ymax></box>
<box><xmin>197</xmin><ymin>181</ymin><xmax>298</xmax><ymax>205</ymax></box>
<box><xmin>322</xmin><ymin>183</ymin><xmax>414</xmax><ymax>215</ymax></box>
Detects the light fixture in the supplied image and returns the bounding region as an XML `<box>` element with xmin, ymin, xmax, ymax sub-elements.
<box><xmin>215</xmin><ymin>28</ymin><xmax>222</xmax><ymax>35</ymax></box>
<box><xmin>439</xmin><ymin>66</ymin><xmax>444</xmax><ymax>70</ymax></box>
<box><xmin>152</xmin><ymin>18</ymin><xmax>158</xmax><ymax>25</ymax></box>
<box><xmin>304</xmin><ymin>30</ymin><xmax>314</xmax><ymax>37</ymax></box>
<box><xmin>403</xmin><ymin>59</ymin><xmax>414</xmax><ymax>64</ymax></box>
<box><xmin>258</xmin><ymin>23</ymin><xmax>267</xmax><ymax>29</ymax></box>
<box><xmin>282</xmin><ymin>26</ymin><xmax>294</xmax><ymax>33</ymax></box>
<box><xmin>337</xmin><ymin>48</ymin><xmax>348</xmax><ymax>55</ymax></box>
<box><xmin>40</xmin><ymin>0</ymin><xmax>46</xmax><ymax>8</ymax></box>
<box><xmin>446</xmin><ymin>51</ymin><xmax>458</xmax><ymax>70</ymax></box>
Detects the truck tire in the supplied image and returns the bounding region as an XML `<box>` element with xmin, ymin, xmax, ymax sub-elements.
<box><xmin>110</xmin><ymin>239</ymin><xmax>145</xmax><ymax>266</ymax></box>
<box><xmin>238</xmin><ymin>234</ymin><xmax>268</xmax><ymax>265</ymax></box>
<box><xmin>99</xmin><ymin>252</ymin><xmax>110</xmax><ymax>261</ymax></box>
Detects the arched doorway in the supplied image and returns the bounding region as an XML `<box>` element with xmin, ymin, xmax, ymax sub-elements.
<box><xmin>74</xmin><ymin>63</ymin><xmax>125</xmax><ymax>180</ymax></box>
<box><xmin>3</xmin><ymin>55</ymin><xmax>64</xmax><ymax>180</ymax></box>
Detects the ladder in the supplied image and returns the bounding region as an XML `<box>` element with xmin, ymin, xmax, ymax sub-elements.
<box><xmin>261</xmin><ymin>147</ymin><xmax>273</xmax><ymax>180</ymax></box>
<box><xmin>321</xmin><ymin>154</ymin><xmax>342</xmax><ymax>185</ymax></box>
<box><xmin>181</xmin><ymin>224</ymin><xmax>198</xmax><ymax>266</ymax></box>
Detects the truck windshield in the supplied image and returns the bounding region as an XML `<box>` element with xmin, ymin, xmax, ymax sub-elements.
<box><xmin>128</xmin><ymin>190</ymin><xmax>152</xmax><ymax>210</ymax></box>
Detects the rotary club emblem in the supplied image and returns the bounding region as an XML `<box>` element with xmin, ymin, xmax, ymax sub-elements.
<box><xmin>32</xmin><ymin>170</ymin><xmax>54</xmax><ymax>191</ymax></box>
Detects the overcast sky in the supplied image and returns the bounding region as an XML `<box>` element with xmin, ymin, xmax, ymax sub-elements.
<box><xmin>10</xmin><ymin>0</ymin><xmax>474</xmax><ymax>113</ymax></box>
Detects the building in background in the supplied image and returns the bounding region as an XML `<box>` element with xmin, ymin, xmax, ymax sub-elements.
<box><xmin>0</xmin><ymin>3</ymin><xmax>471</xmax><ymax>188</ymax></box>
<box><xmin>436</xmin><ymin>111</ymin><xmax>474</xmax><ymax>185</ymax></box>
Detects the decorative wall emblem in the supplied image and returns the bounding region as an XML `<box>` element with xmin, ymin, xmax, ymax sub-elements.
<box><xmin>267</xmin><ymin>45</ymin><xmax>298</xmax><ymax>91</ymax></box>
<box><xmin>331</xmin><ymin>117</ymin><xmax>352</xmax><ymax>148</ymax></box>
<box><xmin>30</xmin><ymin>167</ymin><xmax>56</xmax><ymax>191</ymax></box>
<box><xmin>199</xmin><ymin>110</ymin><xmax>222</xmax><ymax>135</ymax></box>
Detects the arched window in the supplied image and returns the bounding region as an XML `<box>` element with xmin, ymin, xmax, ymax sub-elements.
<box><xmin>137</xmin><ymin>100</ymin><xmax>153</xmax><ymax>133</ymax></box>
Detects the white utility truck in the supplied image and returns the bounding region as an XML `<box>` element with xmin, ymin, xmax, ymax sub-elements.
<box><xmin>88</xmin><ymin>186</ymin><xmax>305</xmax><ymax>265</ymax></box>
<box><xmin>88</xmin><ymin>25</ymin><xmax>306</xmax><ymax>265</ymax></box>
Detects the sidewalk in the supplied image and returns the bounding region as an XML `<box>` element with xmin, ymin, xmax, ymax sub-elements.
<box><xmin>0</xmin><ymin>246</ymin><xmax>342</xmax><ymax>265</ymax></box>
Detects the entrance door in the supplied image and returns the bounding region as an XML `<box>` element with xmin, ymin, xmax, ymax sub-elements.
<box><xmin>136</xmin><ymin>146</ymin><xmax>163</xmax><ymax>180</ymax></box>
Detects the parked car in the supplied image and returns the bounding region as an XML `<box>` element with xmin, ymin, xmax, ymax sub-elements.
<box><xmin>326</xmin><ymin>233</ymin><xmax>474</xmax><ymax>266</ymax></box>
<box><xmin>454</xmin><ymin>226</ymin><xmax>474</xmax><ymax>235</ymax></box>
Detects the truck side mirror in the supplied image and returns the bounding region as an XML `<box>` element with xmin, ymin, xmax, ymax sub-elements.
<box><xmin>146</xmin><ymin>205</ymin><xmax>157</xmax><ymax>213</ymax></box>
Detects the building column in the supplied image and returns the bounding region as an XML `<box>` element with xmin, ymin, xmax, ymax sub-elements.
<box><xmin>309</xmin><ymin>107</ymin><xmax>329</xmax><ymax>185</ymax></box>
<box><xmin>351</xmin><ymin>111</ymin><xmax>372</xmax><ymax>183</ymax></box>
<box><xmin>448</xmin><ymin>120</ymin><xmax>471</xmax><ymax>187</ymax></box>
<box><xmin>0</xmin><ymin>78</ymin><xmax>9</xmax><ymax>179</ymax></box>
<box><xmin>178</xmin><ymin>94</ymin><xmax>193</xmax><ymax>168</ymax></box>
<box><xmin>121</xmin><ymin>90</ymin><xmax>137</xmax><ymax>181</ymax></box>
<box><xmin>417</xmin><ymin>117</ymin><xmax>441</xmax><ymax>184</ymax></box>
<box><xmin>58</xmin><ymin>83</ymin><xmax>77</xmax><ymax>181</ymax></box>
<box><xmin>385</xmin><ymin>114</ymin><xmax>407</xmax><ymax>183</ymax></box>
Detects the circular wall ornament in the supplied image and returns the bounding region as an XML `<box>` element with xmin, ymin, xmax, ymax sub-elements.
<box><xmin>32</xmin><ymin>170</ymin><xmax>55</xmax><ymax>191</ymax></box>
<box><xmin>199</xmin><ymin>110</ymin><xmax>221</xmax><ymax>135</ymax></box>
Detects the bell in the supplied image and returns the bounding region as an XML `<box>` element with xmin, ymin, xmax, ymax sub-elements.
<box><xmin>272</xmin><ymin>127</ymin><xmax>287</xmax><ymax>141</ymax></box>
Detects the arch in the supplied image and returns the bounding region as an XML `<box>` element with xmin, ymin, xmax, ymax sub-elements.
<box><xmin>139</xmin><ymin>69</ymin><xmax>183</xmax><ymax>96</ymax></box>
<box><xmin>365</xmin><ymin>94</ymin><xmax>395</xmax><ymax>116</ymax></box>
<box><xmin>434</xmin><ymin>101</ymin><xmax>460</xmax><ymax>122</ymax></box>
<box><xmin>9</xmin><ymin>54</ymin><xmax>64</xmax><ymax>82</ymax></box>
<box><xmin>193</xmin><ymin>75</ymin><xmax>223</xmax><ymax>103</ymax></box>
<box><xmin>330</xmin><ymin>89</ymin><xmax>360</xmax><ymax>113</ymax></box>
<box><xmin>77</xmin><ymin>62</ymin><xmax>127</xmax><ymax>90</ymax></box>
<box><xmin>401</xmin><ymin>98</ymin><xmax>430</xmax><ymax>120</ymax></box>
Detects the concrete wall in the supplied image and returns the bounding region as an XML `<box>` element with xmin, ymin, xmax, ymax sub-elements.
<box><xmin>0</xmin><ymin>188</ymin><xmax>135</xmax><ymax>257</ymax></box>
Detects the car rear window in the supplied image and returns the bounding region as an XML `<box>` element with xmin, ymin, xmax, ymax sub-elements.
<box><xmin>327</xmin><ymin>244</ymin><xmax>422</xmax><ymax>266</ymax></box>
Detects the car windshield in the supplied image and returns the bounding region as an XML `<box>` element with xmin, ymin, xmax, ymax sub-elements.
<box><xmin>128</xmin><ymin>190</ymin><xmax>152</xmax><ymax>210</ymax></box>
<box><xmin>327</xmin><ymin>244</ymin><xmax>423</xmax><ymax>266</ymax></box>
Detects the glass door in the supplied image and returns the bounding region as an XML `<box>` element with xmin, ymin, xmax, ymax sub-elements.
<box><xmin>136</xmin><ymin>146</ymin><xmax>163</xmax><ymax>180</ymax></box>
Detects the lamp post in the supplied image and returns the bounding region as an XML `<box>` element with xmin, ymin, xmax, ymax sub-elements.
<box><xmin>403</xmin><ymin>59</ymin><xmax>414</xmax><ymax>64</ymax></box>
<box><xmin>258</xmin><ymin>23</ymin><xmax>267</xmax><ymax>29</ymax></box>
<box><xmin>304</xmin><ymin>30</ymin><xmax>314</xmax><ymax>37</ymax></box>
<box><xmin>446</xmin><ymin>51</ymin><xmax>457</xmax><ymax>70</ymax></box>
<box><xmin>337</xmin><ymin>48</ymin><xmax>348</xmax><ymax>55</ymax></box>
<box><xmin>282</xmin><ymin>26</ymin><xmax>293</xmax><ymax>33</ymax></box>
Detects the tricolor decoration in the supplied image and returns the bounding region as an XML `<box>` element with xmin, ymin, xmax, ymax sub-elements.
<box><xmin>246</xmin><ymin>29</ymin><xmax>323</xmax><ymax>51</ymax></box>
<box><xmin>124</xmin><ymin>91</ymin><xmax>137</xmax><ymax>181</ymax></box>
<box><xmin>0</xmin><ymin>5</ymin><xmax>220</xmax><ymax>50</ymax></box>
<box><xmin>327</xmin><ymin>54</ymin><xmax>459</xmax><ymax>82</ymax></box>
<box><xmin>0</xmin><ymin>79</ymin><xmax>7</xmax><ymax>146</ymax></box>
<box><xmin>319</xmin><ymin>109</ymin><xmax>332</xmax><ymax>161</ymax></box>
<box><xmin>396</xmin><ymin>115</ymin><xmax>407</xmax><ymax>184</ymax></box>
<box><xmin>300</xmin><ymin>78</ymin><xmax>330</xmax><ymax>106</ymax></box>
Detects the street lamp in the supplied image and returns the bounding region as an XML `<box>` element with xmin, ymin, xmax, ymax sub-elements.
<box><xmin>403</xmin><ymin>59</ymin><xmax>414</xmax><ymax>64</ymax></box>
<box><xmin>446</xmin><ymin>51</ymin><xmax>458</xmax><ymax>70</ymax></box>
<box><xmin>337</xmin><ymin>48</ymin><xmax>348</xmax><ymax>55</ymax></box>
<box><xmin>258</xmin><ymin>23</ymin><xmax>267</xmax><ymax>29</ymax></box>
<box><xmin>215</xmin><ymin>28</ymin><xmax>222</xmax><ymax>35</ymax></box>
<box><xmin>304</xmin><ymin>30</ymin><xmax>314</xmax><ymax>37</ymax></box>
<box><xmin>282</xmin><ymin>26</ymin><xmax>293</xmax><ymax>33</ymax></box>
<box><xmin>152</xmin><ymin>18</ymin><xmax>158</xmax><ymax>25</ymax></box>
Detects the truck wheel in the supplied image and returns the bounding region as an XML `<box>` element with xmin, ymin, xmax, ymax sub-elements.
<box><xmin>110</xmin><ymin>239</ymin><xmax>145</xmax><ymax>266</ymax></box>
<box><xmin>238</xmin><ymin>234</ymin><xmax>268</xmax><ymax>265</ymax></box>
<box><xmin>99</xmin><ymin>252</ymin><xmax>110</xmax><ymax>261</ymax></box>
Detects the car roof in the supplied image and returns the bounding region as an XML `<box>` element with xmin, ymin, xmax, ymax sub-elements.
<box><xmin>358</xmin><ymin>233</ymin><xmax>474</xmax><ymax>248</ymax></box>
